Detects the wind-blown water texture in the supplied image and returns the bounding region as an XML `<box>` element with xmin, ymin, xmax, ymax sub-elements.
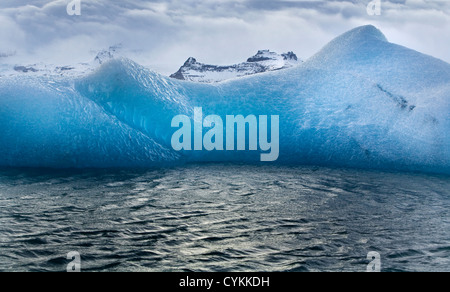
<box><xmin>0</xmin><ymin>26</ymin><xmax>449</xmax><ymax>173</ymax></box>
<box><xmin>0</xmin><ymin>165</ymin><xmax>449</xmax><ymax>272</ymax></box>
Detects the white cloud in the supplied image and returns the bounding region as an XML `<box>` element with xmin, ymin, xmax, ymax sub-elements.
<box><xmin>0</xmin><ymin>0</ymin><xmax>449</xmax><ymax>75</ymax></box>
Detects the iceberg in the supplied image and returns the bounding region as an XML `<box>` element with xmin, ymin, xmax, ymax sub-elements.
<box><xmin>0</xmin><ymin>25</ymin><xmax>449</xmax><ymax>173</ymax></box>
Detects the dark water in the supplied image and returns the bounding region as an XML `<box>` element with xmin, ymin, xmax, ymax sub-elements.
<box><xmin>0</xmin><ymin>164</ymin><xmax>449</xmax><ymax>272</ymax></box>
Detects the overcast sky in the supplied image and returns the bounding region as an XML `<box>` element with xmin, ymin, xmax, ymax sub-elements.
<box><xmin>1</xmin><ymin>0</ymin><xmax>449</xmax><ymax>75</ymax></box>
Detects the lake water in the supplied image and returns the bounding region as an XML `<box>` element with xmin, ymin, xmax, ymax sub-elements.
<box><xmin>0</xmin><ymin>164</ymin><xmax>449</xmax><ymax>272</ymax></box>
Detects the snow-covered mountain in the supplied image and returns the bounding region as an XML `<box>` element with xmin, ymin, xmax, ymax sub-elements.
<box><xmin>0</xmin><ymin>46</ymin><xmax>120</xmax><ymax>77</ymax></box>
<box><xmin>170</xmin><ymin>50</ymin><xmax>302</xmax><ymax>83</ymax></box>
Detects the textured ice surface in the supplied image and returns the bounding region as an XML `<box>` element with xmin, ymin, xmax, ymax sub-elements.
<box><xmin>0</xmin><ymin>75</ymin><xmax>179</xmax><ymax>168</ymax></box>
<box><xmin>0</xmin><ymin>26</ymin><xmax>449</xmax><ymax>173</ymax></box>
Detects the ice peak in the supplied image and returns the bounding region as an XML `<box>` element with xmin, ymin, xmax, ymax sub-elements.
<box><xmin>336</xmin><ymin>25</ymin><xmax>388</xmax><ymax>44</ymax></box>
<box><xmin>305</xmin><ymin>25</ymin><xmax>390</xmax><ymax>68</ymax></box>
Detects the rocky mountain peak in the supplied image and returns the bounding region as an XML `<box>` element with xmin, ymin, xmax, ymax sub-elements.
<box><xmin>171</xmin><ymin>50</ymin><xmax>302</xmax><ymax>83</ymax></box>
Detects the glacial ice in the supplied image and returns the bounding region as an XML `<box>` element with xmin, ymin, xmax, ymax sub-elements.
<box><xmin>0</xmin><ymin>25</ymin><xmax>449</xmax><ymax>173</ymax></box>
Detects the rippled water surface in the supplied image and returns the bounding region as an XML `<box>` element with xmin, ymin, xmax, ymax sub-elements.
<box><xmin>0</xmin><ymin>164</ymin><xmax>449</xmax><ymax>272</ymax></box>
